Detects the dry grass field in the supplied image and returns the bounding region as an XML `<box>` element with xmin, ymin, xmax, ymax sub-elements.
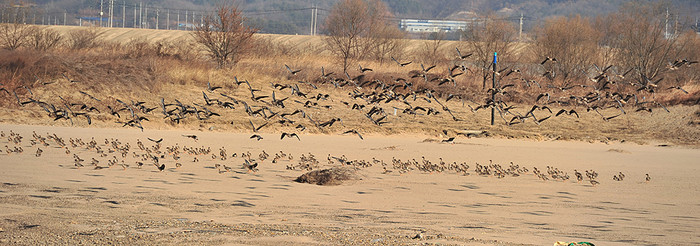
<box><xmin>1</xmin><ymin>26</ymin><xmax>698</xmax><ymax>145</ymax></box>
<box><xmin>0</xmin><ymin>26</ymin><xmax>699</xmax><ymax>245</ymax></box>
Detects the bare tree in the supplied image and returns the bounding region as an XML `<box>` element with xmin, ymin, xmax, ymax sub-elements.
<box><xmin>325</xmin><ymin>0</ymin><xmax>400</xmax><ymax>72</ymax></box>
<box><xmin>533</xmin><ymin>15</ymin><xmax>601</xmax><ymax>84</ymax></box>
<box><xmin>369</xmin><ymin>23</ymin><xmax>406</xmax><ymax>64</ymax></box>
<box><xmin>29</xmin><ymin>27</ymin><xmax>63</xmax><ymax>51</ymax></box>
<box><xmin>416</xmin><ymin>31</ymin><xmax>447</xmax><ymax>65</ymax></box>
<box><xmin>611</xmin><ymin>3</ymin><xmax>689</xmax><ymax>85</ymax></box>
<box><xmin>0</xmin><ymin>23</ymin><xmax>36</xmax><ymax>50</ymax></box>
<box><xmin>67</xmin><ymin>28</ymin><xmax>104</xmax><ymax>50</ymax></box>
<box><xmin>193</xmin><ymin>0</ymin><xmax>257</xmax><ymax>68</ymax></box>
<box><xmin>463</xmin><ymin>18</ymin><xmax>517</xmax><ymax>89</ymax></box>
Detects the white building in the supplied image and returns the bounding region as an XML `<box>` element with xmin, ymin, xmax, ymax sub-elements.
<box><xmin>399</xmin><ymin>19</ymin><xmax>469</xmax><ymax>33</ymax></box>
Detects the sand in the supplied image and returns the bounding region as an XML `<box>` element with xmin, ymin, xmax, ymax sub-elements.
<box><xmin>0</xmin><ymin>123</ymin><xmax>699</xmax><ymax>245</ymax></box>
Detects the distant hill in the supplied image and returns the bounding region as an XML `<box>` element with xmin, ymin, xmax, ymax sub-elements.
<box><xmin>14</xmin><ymin>0</ymin><xmax>700</xmax><ymax>35</ymax></box>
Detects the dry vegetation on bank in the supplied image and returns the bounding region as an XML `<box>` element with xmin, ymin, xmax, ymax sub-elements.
<box><xmin>0</xmin><ymin>17</ymin><xmax>699</xmax><ymax>146</ymax></box>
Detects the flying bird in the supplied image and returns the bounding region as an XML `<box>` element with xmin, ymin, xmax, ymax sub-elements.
<box><xmin>147</xmin><ymin>138</ymin><xmax>163</xmax><ymax>143</ymax></box>
<box><xmin>540</xmin><ymin>56</ymin><xmax>557</xmax><ymax>65</ymax></box>
<box><xmin>207</xmin><ymin>81</ymin><xmax>222</xmax><ymax>92</ymax></box>
<box><xmin>249</xmin><ymin>120</ymin><xmax>268</xmax><ymax>133</ymax></box>
<box><xmin>62</xmin><ymin>73</ymin><xmax>80</xmax><ymax>83</ymax></box>
<box><xmin>358</xmin><ymin>64</ymin><xmax>373</xmax><ymax>73</ymax></box>
<box><xmin>342</xmin><ymin>129</ymin><xmax>363</xmax><ymax>140</ymax></box>
<box><xmin>667</xmin><ymin>86</ymin><xmax>688</xmax><ymax>94</ymax></box>
<box><xmin>455</xmin><ymin>47</ymin><xmax>472</xmax><ymax>59</ymax></box>
<box><xmin>281</xmin><ymin>132</ymin><xmax>300</xmax><ymax>141</ymax></box>
<box><xmin>391</xmin><ymin>56</ymin><xmax>412</xmax><ymax>67</ymax></box>
<box><xmin>250</xmin><ymin>134</ymin><xmax>263</xmax><ymax>141</ymax></box>
<box><xmin>285</xmin><ymin>64</ymin><xmax>301</xmax><ymax>75</ymax></box>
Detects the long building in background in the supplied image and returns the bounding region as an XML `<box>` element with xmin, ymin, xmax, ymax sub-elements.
<box><xmin>400</xmin><ymin>19</ymin><xmax>472</xmax><ymax>33</ymax></box>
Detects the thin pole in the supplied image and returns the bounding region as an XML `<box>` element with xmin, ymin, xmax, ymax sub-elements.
<box><xmin>156</xmin><ymin>9</ymin><xmax>159</xmax><ymax>29</ymax></box>
<box><xmin>314</xmin><ymin>6</ymin><xmax>318</xmax><ymax>35</ymax></box>
<box><xmin>664</xmin><ymin>8</ymin><xmax>669</xmax><ymax>39</ymax></box>
<box><xmin>185</xmin><ymin>10</ymin><xmax>187</xmax><ymax>31</ymax></box>
<box><xmin>100</xmin><ymin>0</ymin><xmax>103</xmax><ymax>27</ymax></box>
<box><xmin>133</xmin><ymin>4</ymin><xmax>137</xmax><ymax>28</ymax></box>
<box><xmin>63</xmin><ymin>11</ymin><xmax>66</xmax><ymax>25</ymax></box>
<box><xmin>310</xmin><ymin>5</ymin><xmax>313</xmax><ymax>35</ymax></box>
<box><xmin>491</xmin><ymin>52</ymin><xmax>497</xmax><ymax>126</ymax></box>
<box><xmin>122</xmin><ymin>1</ymin><xmax>125</xmax><ymax>28</ymax></box>
<box><xmin>108</xmin><ymin>0</ymin><xmax>111</xmax><ymax>27</ymax></box>
<box><xmin>519</xmin><ymin>13</ymin><xmax>523</xmax><ymax>40</ymax></box>
<box><xmin>139</xmin><ymin>2</ymin><xmax>142</xmax><ymax>28</ymax></box>
<box><xmin>144</xmin><ymin>5</ymin><xmax>148</xmax><ymax>28</ymax></box>
<box><xmin>110</xmin><ymin>0</ymin><xmax>114</xmax><ymax>27</ymax></box>
<box><xmin>166</xmin><ymin>9</ymin><xmax>169</xmax><ymax>30</ymax></box>
<box><xmin>177</xmin><ymin>10</ymin><xmax>180</xmax><ymax>30</ymax></box>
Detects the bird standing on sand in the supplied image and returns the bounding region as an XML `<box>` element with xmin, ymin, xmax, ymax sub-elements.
<box><xmin>645</xmin><ymin>174</ymin><xmax>651</xmax><ymax>182</ymax></box>
<box><xmin>574</xmin><ymin>170</ymin><xmax>583</xmax><ymax>182</ymax></box>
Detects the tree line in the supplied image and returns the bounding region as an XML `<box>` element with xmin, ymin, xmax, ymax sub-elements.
<box><xmin>1</xmin><ymin>0</ymin><xmax>698</xmax><ymax>87</ymax></box>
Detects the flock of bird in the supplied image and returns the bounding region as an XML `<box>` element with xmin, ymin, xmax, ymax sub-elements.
<box><xmin>1</xmin><ymin>130</ymin><xmax>652</xmax><ymax>186</ymax></box>
<box><xmin>0</xmin><ymin>49</ymin><xmax>696</xmax><ymax>144</ymax></box>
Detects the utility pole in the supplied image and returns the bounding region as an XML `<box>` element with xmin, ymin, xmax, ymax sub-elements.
<box><xmin>185</xmin><ymin>10</ymin><xmax>188</xmax><ymax>30</ymax></box>
<box><xmin>107</xmin><ymin>0</ymin><xmax>111</xmax><ymax>27</ymax></box>
<box><xmin>674</xmin><ymin>15</ymin><xmax>678</xmax><ymax>37</ymax></box>
<box><xmin>110</xmin><ymin>0</ymin><xmax>114</xmax><ymax>27</ymax></box>
<box><xmin>166</xmin><ymin>9</ymin><xmax>169</xmax><ymax>30</ymax></box>
<box><xmin>156</xmin><ymin>9</ymin><xmax>159</xmax><ymax>29</ymax></box>
<box><xmin>177</xmin><ymin>10</ymin><xmax>180</xmax><ymax>30</ymax></box>
<box><xmin>491</xmin><ymin>52</ymin><xmax>497</xmax><ymax>126</ymax></box>
<box><xmin>519</xmin><ymin>13</ymin><xmax>523</xmax><ymax>40</ymax></box>
<box><xmin>310</xmin><ymin>5</ymin><xmax>314</xmax><ymax>35</ymax></box>
<box><xmin>63</xmin><ymin>11</ymin><xmax>66</xmax><ymax>25</ymax></box>
<box><xmin>133</xmin><ymin>3</ymin><xmax>137</xmax><ymax>28</ymax></box>
<box><xmin>144</xmin><ymin>5</ymin><xmax>148</xmax><ymax>29</ymax></box>
<box><xmin>100</xmin><ymin>0</ymin><xmax>104</xmax><ymax>27</ymax></box>
<box><xmin>664</xmin><ymin>8</ymin><xmax>669</xmax><ymax>39</ymax></box>
<box><xmin>139</xmin><ymin>2</ymin><xmax>142</xmax><ymax>28</ymax></box>
<box><xmin>122</xmin><ymin>1</ymin><xmax>125</xmax><ymax>28</ymax></box>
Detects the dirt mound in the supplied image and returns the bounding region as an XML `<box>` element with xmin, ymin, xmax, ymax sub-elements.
<box><xmin>294</xmin><ymin>167</ymin><xmax>360</xmax><ymax>186</ymax></box>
